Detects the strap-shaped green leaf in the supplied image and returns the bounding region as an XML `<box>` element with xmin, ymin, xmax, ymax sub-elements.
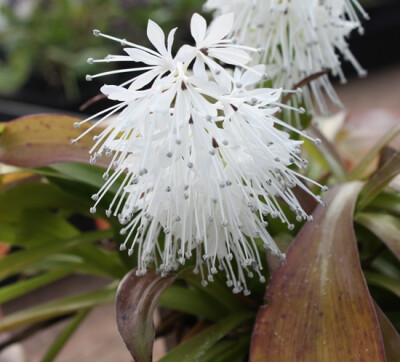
<box><xmin>0</xmin><ymin>284</ymin><xmax>116</xmax><ymax>332</ymax></box>
<box><xmin>365</xmin><ymin>272</ymin><xmax>400</xmax><ymax>298</ymax></box>
<box><xmin>159</xmin><ymin>313</ymin><xmax>253</xmax><ymax>362</ymax></box>
<box><xmin>0</xmin><ymin>266</ymin><xmax>75</xmax><ymax>304</ymax></box>
<box><xmin>357</xmin><ymin>213</ymin><xmax>400</xmax><ymax>261</ymax></box>
<box><xmin>357</xmin><ymin>151</ymin><xmax>400</xmax><ymax>211</ymax></box>
<box><xmin>0</xmin><ymin>229</ymin><xmax>113</xmax><ymax>281</ymax></box>
<box><xmin>41</xmin><ymin>309</ymin><xmax>91</xmax><ymax>362</ymax></box>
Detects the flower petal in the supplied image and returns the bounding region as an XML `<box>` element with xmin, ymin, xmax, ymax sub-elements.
<box><xmin>128</xmin><ymin>69</ymin><xmax>161</xmax><ymax>91</ymax></box>
<box><xmin>124</xmin><ymin>48</ymin><xmax>161</xmax><ymax>66</ymax></box>
<box><xmin>193</xmin><ymin>57</ymin><xmax>208</xmax><ymax>80</ymax></box>
<box><xmin>147</xmin><ymin>19</ymin><xmax>167</xmax><ymax>56</ymax></box>
<box><xmin>101</xmin><ymin>85</ymin><xmax>136</xmax><ymax>101</ymax></box>
<box><xmin>204</xmin><ymin>12</ymin><xmax>234</xmax><ymax>44</ymax></box>
<box><xmin>167</xmin><ymin>27</ymin><xmax>177</xmax><ymax>54</ymax></box>
<box><xmin>241</xmin><ymin>65</ymin><xmax>266</xmax><ymax>87</ymax></box>
<box><xmin>191</xmin><ymin>13</ymin><xmax>207</xmax><ymax>45</ymax></box>
<box><xmin>208</xmin><ymin>47</ymin><xmax>250</xmax><ymax>66</ymax></box>
<box><xmin>175</xmin><ymin>44</ymin><xmax>196</xmax><ymax>63</ymax></box>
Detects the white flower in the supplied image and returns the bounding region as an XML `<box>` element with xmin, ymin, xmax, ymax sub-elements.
<box><xmin>86</xmin><ymin>20</ymin><xmax>176</xmax><ymax>91</ymax></box>
<box><xmin>74</xmin><ymin>13</ymin><xmax>327</xmax><ymax>294</ymax></box>
<box><xmin>204</xmin><ymin>0</ymin><xmax>368</xmax><ymax>120</ymax></box>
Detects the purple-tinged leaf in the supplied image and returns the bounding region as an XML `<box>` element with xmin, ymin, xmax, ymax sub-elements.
<box><xmin>116</xmin><ymin>269</ymin><xmax>176</xmax><ymax>362</ymax></box>
<box><xmin>374</xmin><ymin>302</ymin><xmax>400</xmax><ymax>362</ymax></box>
<box><xmin>250</xmin><ymin>182</ymin><xmax>386</xmax><ymax>362</ymax></box>
<box><xmin>336</xmin><ymin>109</ymin><xmax>400</xmax><ymax>176</ymax></box>
<box><xmin>0</xmin><ymin>114</ymin><xmax>107</xmax><ymax>168</ymax></box>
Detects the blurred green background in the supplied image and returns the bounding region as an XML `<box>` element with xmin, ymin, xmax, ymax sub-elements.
<box><xmin>0</xmin><ymin>0</ymin><xmax>398</xmax><ymax>119</ymax></box>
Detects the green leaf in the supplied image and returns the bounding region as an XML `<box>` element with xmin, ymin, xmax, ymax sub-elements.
<box><xmin>201</xmin><ymin>336</ymin><xmax>251</xmax><ymax>362</ymax></box>
<box><xmin>0</xmin><ymin>285</ymin><xmax>116</xmax><ymax>332</ymax></box>
<box><xmin>0</xmin><ymin>115</ymin><xmax>108</xmax><ymax>168</ymax></box>
<box><xmin>357</xmin><ymin>151</ymin><xmax>400</xmax><ymax>212</ymax></box>
<box><xmin>200</xmin><ymin>340</ymin><xmax>238</xmax><ymax>362</ymax></box>
<box><xmin>43</xmin><ymin>173</ymin><xmax>117</xmax><ymax>217</ymax></box>
<box><xmin>0</xmin><ymin>182</ymin><xmax>89</xmax><ymax>213</ymax></box>
<box><xmin>356</xmin><ymin>213</ymin><xmax>400</xmax><ymax>261</ymax></box>
<box><xmin>0</xmin><ymin>229</ymin><xmax>113</xmax><ymax>281</ymax></box>
<box><xmin>182</xmin><ymin>270</ymin><xmax>245</xmax><ymax>313</ymax></box>
<box><xmin>365</xmin><ymin>272</ymin><xmax>400</xmax><ymax>299</ymax></box>
<box><xmin>250</xmin><ymin>182</ymin><xmax>386</xmax><ymax>361</ymax></box>
<box><xmin>41</xmin><ymin>309</ymin><xmax>91</xmax><ymax>362</ymax></box>
<box><xmin>0</xmin><ymin>181</ymin><xmax>125</xmax><ymax>277</ymax></box>
<box><xmin>49</xmin><ymin>163</ymin><xmax>122</xmax><ymax>195</ymax></box>
<box><xmin>159</xmin><ymin>313</ymin><xmax>254</xmax><ymax>362</ymax></box>
<box><xmin>0</xmin><ymin>266</ymin><xmax>76</xmax><ymax>304</ymax></box>
<box><xmin>369</xmin><ymin>191</ymin><xmax>400</xmax><ymax>217</ymax></box>
<box><xmin>158</xmin><ymin>285</ymin><xmax>228</xmax><ymax>321</ymax></box>
<box><xmin>372</xmin><ymin>258</ymin><xmax>400</xmax><ymax>281</ymax></box>
<box><xmin>68</xmin><ymin>245</ymin><xmax>127</xmax><ymax>279</ymax></box>
<box><xmin>9</xmin><ymin>209</ymin><xmax>79</xmax><ymax>248</ymax></box>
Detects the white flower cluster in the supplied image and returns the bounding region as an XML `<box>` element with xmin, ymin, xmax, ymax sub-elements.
<box><xmin>74</xmin><ymin>13</ymin><xmax>326</xmax><ymax>294</ymax></box>
<box><xmin>204</xmin><ymin>0</ymin><xmax>368</xmax><ymax>121</ymax></box>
